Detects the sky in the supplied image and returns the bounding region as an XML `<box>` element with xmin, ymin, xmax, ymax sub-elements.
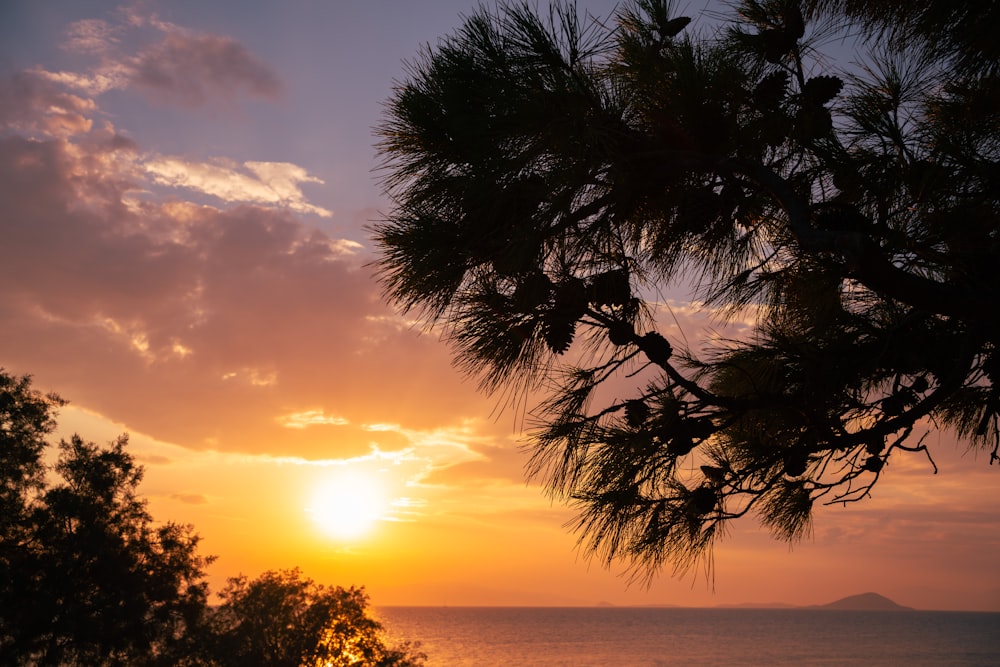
<box><xmin>1</xmin><ymin>0</ymin><xmax>998</xmax><ymax>612</ymax></box>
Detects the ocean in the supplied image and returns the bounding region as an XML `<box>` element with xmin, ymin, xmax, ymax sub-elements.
<box><xmin>377</xmin><ymin>606</ymin><xmax>1000</xmax><ymax>666</ymax></box>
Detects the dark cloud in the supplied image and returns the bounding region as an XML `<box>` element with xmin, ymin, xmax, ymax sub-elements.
<box><xmin>170</xmin><ymin>492</ymin><xmax>209</xmax><ymax>505</ymax></box>
<box><xmin>130</xmin><ymin>32</ymin><xmax>282</xmax><ymax>106</ymax></box>
<box><xmin>41</xmin><ymin>13</ymin><xmax>284</xmax><ymax>109</ymax></box>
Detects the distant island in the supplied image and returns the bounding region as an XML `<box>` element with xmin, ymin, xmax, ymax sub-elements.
<box><xmin>718</xmin><ymin>592</ymin><xmax>913</xmax><ymax>611</ymax></box>
<box><xmin>808</xmin><ymin>592</ymin><xmax>914</xmax><ymax>611</ymax></box>
<box><xmin>602</xmin><ymin>592</ymin><xmax>914</xmax><ymax>610</ymax></box>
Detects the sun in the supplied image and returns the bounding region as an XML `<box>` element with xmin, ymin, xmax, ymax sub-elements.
<box><xmin>306</xmin><ymin>472</ymin><xmax>386</xmax><ymax>541</ymax></box>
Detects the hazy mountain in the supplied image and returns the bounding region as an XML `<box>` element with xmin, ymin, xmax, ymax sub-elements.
<box><xmin>709</xmin><ymin>592</ymin><xmax>913</xmax><ymax>611</ymax></box>
<box><xmin>596</xmin><ymin>592</ymin><xmax>913</xmax><ymax>610</ymax></box>
<box><xmin>810</xmin><ymin>592</ymin><xmax>913</xmax><ymax>611</ymax></box>
<box><xmin>714</xmin><ymin>601</ymin><xmax>798</xmax><ymax>609</ymax></box>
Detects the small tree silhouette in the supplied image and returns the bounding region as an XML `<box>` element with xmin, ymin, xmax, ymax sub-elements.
<box><xmin>0</xmin><ymin>370</ymin><xmax>212</xmax><ymax>665</ymax></box>
<box><xmin>209</xmin><ymin>568</ymin><xmax>425</xmax><ymax>667</ymax></box>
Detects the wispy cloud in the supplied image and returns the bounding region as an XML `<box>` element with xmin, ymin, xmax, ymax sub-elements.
<box><xmin>33</xmin><ymin>65</ymin><xmax>132</xmax><ymax>97</ymax></box>
<box><xmin>170</xmin><ymin>492</ymin><xmax>209</xmax><ymax>505</ymax></box>
<box><xmin>144</xmin><ymin>156</ymin><xmax>332</xmax><ymax>217</ymax></box>
<box><xmin>48</xmin><ymin>9</ymin><xmax>282</xmax><ymax>106</ymax></box>
<box><xmin>62</xmin><ymin>18</ymin><xmax>121</xmax><ymax>55</ymax></box>
<box><xmin>279</xmin><ymin>410</ymin><xmax>350</xmax><ymax>429</ymax></box>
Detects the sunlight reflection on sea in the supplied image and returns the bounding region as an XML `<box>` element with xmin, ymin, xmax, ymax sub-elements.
<box><xmin>378</xmin><ymin>606</ymin><xmax>1000</xmax><ymax>666</ymax></box>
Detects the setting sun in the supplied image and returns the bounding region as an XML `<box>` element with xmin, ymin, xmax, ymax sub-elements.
<box><xmin>306</xmin><ymin>472</ymin><xmax>386</xmax><ymax>541</ymax></box>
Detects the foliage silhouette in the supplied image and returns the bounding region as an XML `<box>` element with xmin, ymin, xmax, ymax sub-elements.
<box><xmin>0</xmin><ymin>370</ymin><xmax>425</xmax><ymax>666</ymax></box>
<box><xmin>208</xmin><ymin>568</ymin><xmax>425</xmax><ymax>667</ymax></box>
<box><xmin>373</xmin><ymin>0</ymin><xmax>1000</xmax><ymax>581</ymax></box>
<box><xmin>0</xmin><ymin>370</ymin><xmax>212</xmax><ymax>666</ymax></box>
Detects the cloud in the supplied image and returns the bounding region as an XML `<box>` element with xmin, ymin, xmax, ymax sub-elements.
<box><xmin>279</xmin><ymin>410</ymin><xmax>350</xmax><ymax>429</ymax></box>
<box><xmin>130</xmin><ymin>31</ymin><xmax>282</xmax><ymax>106</ymax></box>
<box><xmin>48</xmin><ymin>8</ymin><xmax>281</xmax><ymax>107</ymax></box>
<box><xmin>144</xmin><ymin>157</ymin><xmax>332</xmax><ymax>217</ymax></box>
<box><xmin>137</xmin><ymin>454</ymin><xmax>172</xmax><ymax>465</ymax></box>
<box><xmin>63</xmin><ymin>18</ymin><xmax>121</xmax><ymax>55</ymax></box>
<box><xmin>33</xmin><ymin>66</ymin><xmax>131</xmax><ymax>97</ymax></box>
<box><xmin>0</xmin><ymin>66</ymin><xmax>497</xmax><ymax>468</ymax></box>
<box><xmin>3</xmin><ymin>63</ymin><xmax>327</xmax><ymax>220</ymax></box>
<box><xmin>0</xmin><ymin>72</ymin><xmax>96</xmax><ymax>136</ymax></box>
<box><xmin>170</xmin><ymin>492</ymin><xmax>209</xmax><ymax>505</ymax></box>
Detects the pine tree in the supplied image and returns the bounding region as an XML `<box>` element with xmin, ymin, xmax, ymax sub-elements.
<box><xmin>373</xmin><ymin>0</ymin><xmax>1000</xmax><ymax>579</ymax></box>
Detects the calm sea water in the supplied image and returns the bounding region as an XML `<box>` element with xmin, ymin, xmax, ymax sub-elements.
<box><xmin>377</xmin><ymin>606</ymin><xmax>1000</xmax><ymax>666</ymax></box>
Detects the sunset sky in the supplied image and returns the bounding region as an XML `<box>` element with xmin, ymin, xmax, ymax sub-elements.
<box><xmin>2</xmin><ymin>1</ymin><xmax>998</xmax><ymax>612</ymax></box>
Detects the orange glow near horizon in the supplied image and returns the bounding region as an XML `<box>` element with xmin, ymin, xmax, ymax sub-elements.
<box><xmin>47</xmin><ymin>402</ymin><xmax>1000</xmax><ymax>612</ymax></box>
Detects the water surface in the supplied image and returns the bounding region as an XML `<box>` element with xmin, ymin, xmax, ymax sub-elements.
<box><xmin>378</xmin><ymin>606</ymin><xmax>1000</xmax><ymax>666</ymax></box>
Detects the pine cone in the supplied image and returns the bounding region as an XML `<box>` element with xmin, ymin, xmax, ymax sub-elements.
<box><xmin>690</xmin><ymin>486</ymin><xmax>718</xmax><ymax>515</ymax></box>
<box><xmin>641</xmin><ymin>332</ymin><xmax>673</xmax><ymax>366</ymax></box>
<box><xmin>542</xmin><ymin>309</ymin><xmax>577</xmax><ymax>354</ymax></box>
<box><xmin>753</xmin><ymin>71</ymin><xmax>790</xmax><ymax>110</ymax></box>
<box><xmin>624</xmin><ymin>399</ymin><xmax>650</xmax><ymax>427</ymax></box>
<box><xmin>802</xmin><ymin>75</ymin><xmax>843</xmax><ymax>106</ymax></box>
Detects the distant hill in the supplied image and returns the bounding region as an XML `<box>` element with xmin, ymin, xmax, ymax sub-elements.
<box><xmin>811</xmin><ymin>592</ymin><xmax>913</xmax><ymax>611</ymax></box>
<box><xmin>597</xmin><ymin>592</ymin><xmax>913</xmax><ymax>610</ymax></box>
<box><xmin>708</xmin><ymin>592</ymin><xmax>913</xmax><ymax>611</ymax></box>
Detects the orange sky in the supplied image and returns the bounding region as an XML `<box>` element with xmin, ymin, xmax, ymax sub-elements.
<box><xmin>2</xmin><ymin>1</ymin><xmax>998</xmax><ymax>612</ymax></box>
